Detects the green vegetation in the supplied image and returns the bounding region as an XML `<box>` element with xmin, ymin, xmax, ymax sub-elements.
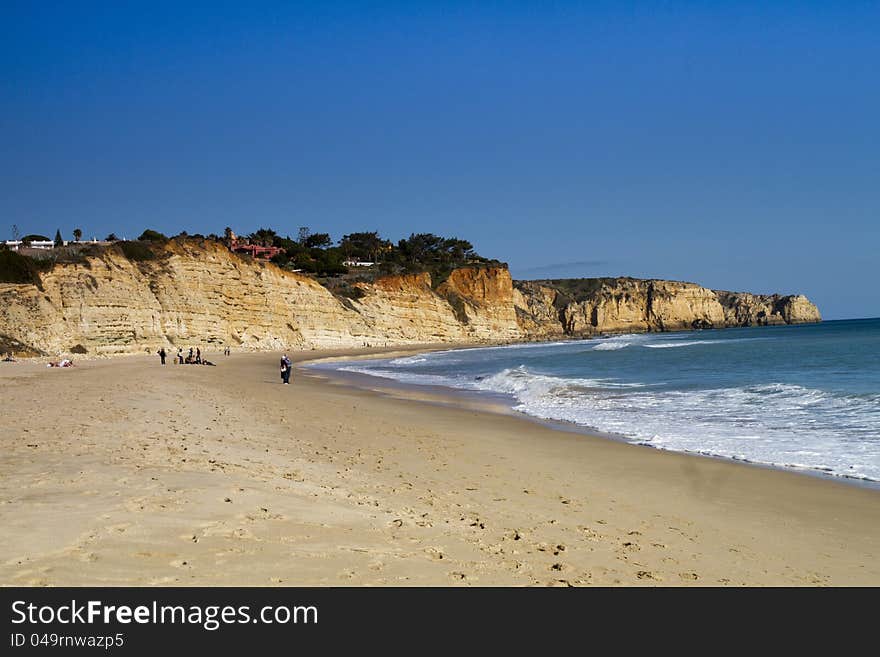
<box><xmin>21</xmin><ymin>234</ymin><xmax>50</xmax><ymax>244</ymax></box>
<box><xmin>0</xmin><ymin>248</ymin><xmax>52</xmax><ymax>284</ymax></box>
<box><xmin>3</xmin><ymin>224</ymin><xmax>501</xmax><ymax>292</ymax></box>
<box><xmin>530</xmin><ymin>278</ymin><xmax>634</xmax><ymax>303</ymax></box>
<box><xmin>54</xmin><ymin>229</ymin><xmax>64</xmax><ymax>247</ymax></box>
<box><xmin>257</xmin><ymin>228</ymin><xmax>498</xmax><ymax>281</ymax></box>
<box><xmin>118</xmin><ymin>241</ymin><xmax>157</xmax><ymax>261</ymax></box>
<box><xmin>138</xmin><ymin>229</ymin><xmax>168</xmax><ymax>242</ymax></box>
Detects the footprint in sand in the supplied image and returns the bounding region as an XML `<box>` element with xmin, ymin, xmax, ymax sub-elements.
<box><xmin>424</xmin><ymin>547</ymin><xmax>445</xmax><ymax>561</ymax></box>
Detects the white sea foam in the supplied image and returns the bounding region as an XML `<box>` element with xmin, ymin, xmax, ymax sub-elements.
<box><xmin>642</xmin><ymin>337</ymin><xmax>765</xmax><ymax>349</ymax></box>
<box><xmin>315</xmin><ymin>326</ymin><xmax>880</xmax><ymax>483</ymax></box>
<box><xmin>643</xmin><ymin>340</ymin><xmax>726</xmax><ymax>348</ymax></box>
<box><xmin>388</xmin><ymin>355</ymin><xmax>429</xmax><ymax>365</ymax></box>
<box><xmin>468</xmin><ymin>368</ymin><xmax>880</xmax><ymax>482</ymax></box>
<box><xmin>591</xmin><ymin>341</ymin><xmax>631</xmax><ymax>350</ymax></box>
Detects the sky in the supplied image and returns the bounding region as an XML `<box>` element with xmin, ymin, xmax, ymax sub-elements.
<box><xmin>1</xmin><ymin>1</ymin><xmax>878</xmax><ymax>320</ymax></box>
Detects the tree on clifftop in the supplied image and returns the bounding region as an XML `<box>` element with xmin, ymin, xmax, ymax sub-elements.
<box><xmin>303</xmin><ymin>232</ymin><xmax>332</xmax><ymax>249</ymax></box>
<box><xmin>138</xmin><ymin>229</ymin><xmax>168</xmax><ymax>242</ymax></box>
<box><xmin>249</xmin><ymin>227</ymin><xmax>278</xmax><ymax>247</ymax></box>
<box><xmin>339</xmin><ymin>231</ymin><xmax>391</xmax><ymax>262</ymax></box>
<box><xmin>54</xmin><ymin>229</ymin><xmax>63</xmax><ymax>247</ymax></box>
<box><xmin>72</xmin><ymin>228</ymin><xmax>82</xmax><ymax>242</ymax></box>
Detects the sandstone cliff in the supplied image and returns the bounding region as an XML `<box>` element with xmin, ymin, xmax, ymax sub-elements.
<box><xmin>513</xmin><ymin>278</ymin><xmax>821</xmax><ymax>339</ymax></box>
<box><xmin>0</xmin><ymin>241</ymin><xmax>520</xmax><ymax>355</ymax></box>
<box><xmin>0</xmin><ymin>242</ymin><xmax>820</xmax><ymax>356</ymax></box>
<box><xmin>715</xmin><ymin>291</ymin><xmax>823</xmax><ymax>327</ymax></box>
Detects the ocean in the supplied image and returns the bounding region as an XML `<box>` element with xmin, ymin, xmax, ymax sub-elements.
<box><xmin>310</xmin><ymin>318</ymin><xmax>880</xmax><ymax>484</ymax></box>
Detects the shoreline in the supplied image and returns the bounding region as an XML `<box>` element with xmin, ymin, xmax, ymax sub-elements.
<box><xmin>299</xmin><ymin>343</ymin><xmax>880</xmax><ymax>491</ymax></box>
<box><xmin>2</xmin><ymin>346</ymin><xmax>879</xmax><ymax>585</ymax></box>
<box><xmin>1</xmin><ymin>317</ymin><xmax>833</xmax><ymax>363</ymax></box>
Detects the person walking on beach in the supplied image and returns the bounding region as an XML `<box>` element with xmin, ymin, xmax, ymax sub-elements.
<box><xmin>157</xmin><ymin>347</ymin><xmax>166</xmax><ymax>365</ymax></box>
<box><xmin>280</xmin><ymin>354</ymin><xmax>292</xmax><ymax>385</ymax></box>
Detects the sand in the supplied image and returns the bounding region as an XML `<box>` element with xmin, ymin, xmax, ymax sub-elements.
<box><xmin>1</xmin><ymin>347</ymin><xmax>878</xmax><ymax>586</ymax></box>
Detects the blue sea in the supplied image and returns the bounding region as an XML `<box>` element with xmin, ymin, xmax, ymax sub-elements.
<box><xmin>311</xmin><ymin>319</ymin><xmax>880</xmax><ymax>484</ymax></box>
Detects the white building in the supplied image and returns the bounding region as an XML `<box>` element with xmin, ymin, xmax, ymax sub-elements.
<box><xmin>2</xmin><ymin>240</ymin><xmax>62</xmax><ymax>250</ymax></box>
<box><xmin>3</xmin><ymin>239</ymin><xmax>108</xmax><ymax>251</ymax></box>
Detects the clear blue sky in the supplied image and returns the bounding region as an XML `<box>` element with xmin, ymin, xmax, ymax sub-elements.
<box><xmin>2</xmin><ymin>2</ymin><xmax>877</xmax><ymax>319</ymax></box>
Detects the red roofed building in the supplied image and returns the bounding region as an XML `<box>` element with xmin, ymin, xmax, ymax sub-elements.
<box><xmin>230</xmin><ymin>242</ymin><xmax>283</xmax><ymax>260</ymax></box>
<box><xmin>226</xmin><ymin>230</ymin><xmax>283</xmax><ymax>260</ymax></box>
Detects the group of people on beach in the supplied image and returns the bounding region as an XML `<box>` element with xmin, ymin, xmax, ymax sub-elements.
<box><xmin>157</xmin><ymin>346</ymin><xmax>230</xmax><ymax>366</ymax></box>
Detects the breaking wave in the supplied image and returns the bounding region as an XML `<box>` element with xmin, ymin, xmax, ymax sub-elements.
<box><xmin>467</xmin><ymin>367</ymin><xmax>880</xmax><ymax>482</ymax></box>
<box><xmin>311</xmin><ymin>321</ymin><xmax>880</xmax><ymax>484</ymax></box>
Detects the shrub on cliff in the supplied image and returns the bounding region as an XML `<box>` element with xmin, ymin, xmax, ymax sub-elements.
<box><xmin>119</xmin><ymin>241</ymin><xmax>157</xmax><ymax>261</ymax></box>
<box><xmin>0</xmin><ymin>249</ymin><xmax>52</xmax><ymax>284</ymax></box>
<box><xmin>138</xmin><ymin>229</ymin><xmax>168</xmax><ymax>242</ymax></box>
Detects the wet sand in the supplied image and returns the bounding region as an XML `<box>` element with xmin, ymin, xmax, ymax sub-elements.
<box><xmin>1</xmin><ymin>348</ymin><xmax>878</xmax><ymax>586</ymax></box>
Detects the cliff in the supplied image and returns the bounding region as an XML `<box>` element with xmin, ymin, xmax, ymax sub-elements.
<box><xmin>512</xmin><ymin>278</ymin><xmax>820</xmax><ymax>339</ymax></box>
<box><xmin>715</xmin><ymin>291</ymin><xmax>823</xmax><ymax>327</ymax></box>
<box><xmin>0</xmin><ymin>241</ymin><xmax>820</xmax><ymax>356</ymax></box>
<box><xmin>0</xmin><ymin>241</ymin><xmax>519</xmax><ymax>355</ymax></box>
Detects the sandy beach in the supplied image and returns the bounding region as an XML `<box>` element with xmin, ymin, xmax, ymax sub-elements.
<box><xmin>1</xmin><ymin>347</ymin><xmax>878</xmax><ymax>586</ymax></box>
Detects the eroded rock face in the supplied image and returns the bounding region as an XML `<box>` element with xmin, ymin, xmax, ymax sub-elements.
<box><xmin>436</xmin><ymin>267</ymin><xmax>520</xmax><ymax>341</ymax></box>
<box><xmin>512</xmin><ymin>282</ymin><xmax>563</xmax><ymax>339</ymax></box>
<box><xmin>778</xmin><ymin>294</ymin><xmax>823</xmax><ymax>324</ymax></box>
<box><xmin>0</xmin><ymin>241</ymin><xmax>821</xmax><ymax>356</ymax></box>
<box><xmin>0</xmin><ymin>241</ymin><xmax>368</xmax><ymax>354</ymax></box>
<box><xmin>0</xmin><ymin>242</ymin><xmax>521</xmax><ymax>355</ymax></box>
<box><xmin>715</xmin><ymin>291</ymin><xmax>822</xmax><ymax>327</ymax></box>
<box><xmin>649</xmin><ymin>281</ymin><xmax>727</xmax><ymax>331</ymax></box>
<box><xmin>513</xmin><ymin>278</ymin><xmax>821</xmax><ymax>338</ymax></box>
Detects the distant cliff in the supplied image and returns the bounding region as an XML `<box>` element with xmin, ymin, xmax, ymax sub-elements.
<box><xmin>513</xmin><ymin>278</ymin><xmax>821</xmax><ymax>339</ymax></box>
<box><xmin>0</xmin><ymin>241</ymin><xmax>820</xmax><ymax>356</ymax></box>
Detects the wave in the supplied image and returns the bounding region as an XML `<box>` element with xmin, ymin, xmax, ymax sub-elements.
<box><xmin>591</xmin><ymin>341</ymin><xmax>631</xmax><ymax>351</ymax></box>
<box><xmin>388</xmin><ymin>355</ymin><xmax>430</xmax><ymax>365</ymax></box>
<box><xmin>643</xmin><ymin>337</ymin><xmax>766</xmax><ymax>349</ymax></box>
<box><xmin>315</xmin><ymin>332</ymin><xmax>880</xmax><ymax>483</ymax></box>
<box><xmin>463</xmin><ymin>367</ymin><xmax>880</xmax><ymax>482</ymax></box>
<box><xmin>643</xmin><ymin>340</ymin><xmax>726</xmax><ymax>348</ymax></box>
<box><xmin>584</xmin><ymin>334</ymin><xmax>761</xmax><ymax>351</ymax></box>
